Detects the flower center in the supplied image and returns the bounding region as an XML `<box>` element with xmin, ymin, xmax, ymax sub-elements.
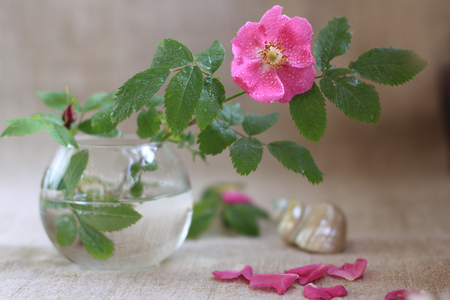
<box><xmin>259</xmin><ymin>40</ymin><xmax>291</xmax><ymax>69</ymax></box>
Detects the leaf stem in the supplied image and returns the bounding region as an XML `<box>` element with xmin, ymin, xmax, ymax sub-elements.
<box><xmin>224</xmin><ymin>91</ymin><xmax>246</xmax><ymax>103</ymax></box>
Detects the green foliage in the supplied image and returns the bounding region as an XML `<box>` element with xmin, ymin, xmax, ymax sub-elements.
<box><xmin>198</xmin><ymin>120</ymin><xmax>237</xmax><ymax>155</ymax></box>
<box><xmin>37</xmin><ymin>91</ymin><xmax>72</xmax><ymax>111</ymax></box>
<box><xmin>229</xmin><ymin>137</ymin><xmax>263</xmax><ymax>175</ymax></box>
<box><xmin>112</xmin><ymin>67</ymin><xmax>171</xmax><ymax>123</ymax></box>
<box><xmin>136</xmin><ymin>108</ymin><xmax>161</xmax><ymax>138</ymax></box>
<box><xmin>63</xmin><ymin>150</ymin><xmax>89</xmax><ymax>199</ymax></box>
<box><xmin>47</xmin><ymin>124</ymin><xmax>79</xmax><ymax>149</ymax></box>
<box><xmin>187</xmin><ymin>200</ymin><xmax>219</xmax><ymax>238</ymax></box>
<box><xmin>197</xmin><ymin>76</ymin><xmax>225</xmax><ymax>130</ymax></box>
<box><xmin>83</xmin><ymin>92</ymin><xmax>115</xmax><ymax>112</ymax></box>
<box><xmin>187</xmin><ymin>183</ymin><xmax>269</xmax><ymax>238</ymax></box>
<box><xmin>150</xmin><ymin>38</ymin><xmax>194</xmax><ymax>69</ymax></box>
<box><xmin>349</xmin><ymin>47</ymin><xmax>428</xmax><ymax>86</ymax></box>
<box><xmin>78</xmin><ymin>120</ymin><xmax>122</xmax><ymax>138</ymax></box>
<box><xmin>78</xmin><ymin>222</ymin><xmax>115</xmax><ymax>260</ymax></box>
<box><xmin>1</xmin><ymin>117</ymin><xmax>47</xmax><ymax>137</ymax></box>
<box><xmin>194</xmin><ymin>40</ymin><xmax>225</xmax><ymax>74</ymax></box>
<box><xmin>320</xmin><ymin>68</ymin><xmax>380</xmax><ymax>123</ymax></box>
<box><xmin>242</xmin><ymin>112</ymin><xmax>279</xmax><ymax>136</ymax></box>
<box><xmin>164</xmin><ymin>65</ymin><xmax>204</xmax><ymax>135</ymax></box>
<box><xmin>55</xmin><ymin>214</ymin><xmax>77</xmax><ymax>247</ymax></box>
<box><xmin>145</xmin><ymin>95</ymin><xmax>165</xmax><ymax>109</ymax></box>
<box><xmin>71</xmin><ymin>203</ymin><xmax>142</xmax><ymax>232</ymax></box>
<box><xmin>223</xmin><ymin>205</ymin><xmax>259</xmax><ymax>236</ymax></box>
<box><xmin>289</xmin><ymin>83</ymin><xmax>327</xmax><ymax>142</ymax></box>
<box><xmin>314</xmin><ymin>17</ymin><xmax>352</xmax><ymax>72</ymax></box>
<box><xmin>220</xmin><ymin>103</ymin><xmax>244</xmax><ymax>126</ymax></box>
<box><xmin>267</xmin><ymin>141</ymin><xmax>323</xmax><ymax>184</ymax></box>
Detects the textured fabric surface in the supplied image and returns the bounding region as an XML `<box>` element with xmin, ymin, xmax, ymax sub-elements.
<box><xmin>1</xmin><ymin>1</ymin><xmax>450</xmax><ymax>299</ymax></box>
<box><xmin>1</xmin><ymin>175</ymin><xmax>449</xmax><ymax>299</ymax></box>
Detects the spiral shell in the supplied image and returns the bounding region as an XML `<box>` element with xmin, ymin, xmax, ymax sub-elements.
<box><xmin>273</xmin><ymin>199</ymin><xmax>347</xmax><ymax>253</ymax></box>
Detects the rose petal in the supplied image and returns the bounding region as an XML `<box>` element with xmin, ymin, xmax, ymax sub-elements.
<box><xmin>304</xmin><ymin>283</ymin><xmax>348</xmax><ymax>299</ymax></box>
<box><xmin>212</xmin><ymin>264</ymin><xmax>253</xmax><ymax>281</ymax></box>
<box><xmin>385</xmin><ymin>289</ymin><xmax>424</xmax><ymax>300</ymax></box>
<box><xmin>221</xmin><ymin>191</ymin><xmax>253</xmax><ymax>205</ymax></box>
<box><xmin>276</xmin><ymin>65</ymin><xmax>316</xmax><ymax>103</ymax></box>
<box><xmin>327</xmin><ymin>258</ymin><xmax>367</xmax><ymax>281</ymax></box>
<box><xmin>249</xmin><ymin>273</ymin><xmax>299</xmax><ymax>295</ymax></box>
<box><xmin>285</xmin><ymin>263</ymin><xmax>330</xmax><ymax>285</ymax></box>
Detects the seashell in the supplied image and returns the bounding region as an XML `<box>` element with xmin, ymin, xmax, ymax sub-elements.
<box><xmin>273</xmin><ymin>199</ymin><xmax>346</xmax><ymax>253</ymax></box>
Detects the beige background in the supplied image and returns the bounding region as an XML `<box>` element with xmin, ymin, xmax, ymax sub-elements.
<box><xmin>1</xmin><ymin>1</ymin><xmax>450</xmax><ymax>299</ymax></box>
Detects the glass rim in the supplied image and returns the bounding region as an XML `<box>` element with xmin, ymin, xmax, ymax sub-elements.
<box><xmin>75</xmin><ymin>134</ymin><xmax>163</xmax><ymax>148</ymax></box>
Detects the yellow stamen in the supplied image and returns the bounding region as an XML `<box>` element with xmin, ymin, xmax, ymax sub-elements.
<box><xmin>259</xmin><ymin>40</ymin><xmax>291</xmax><ymax>69</ymax></box>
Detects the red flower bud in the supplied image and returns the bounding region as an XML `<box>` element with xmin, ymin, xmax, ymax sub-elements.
<box><xmin>62</xmin><ymin>104</ymin><xmax>77</xmax><ymax>129</ymax></box>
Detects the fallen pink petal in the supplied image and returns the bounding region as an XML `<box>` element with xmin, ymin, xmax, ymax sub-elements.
<box><xmin>221</xmin><ymin>191</ymin><xmax>253</xmax><ymax>205</ymax></box>
<box><xmin>385</xmin><ymin>289</ymin><xmax>424</xmax><ymax>300</ymax></box>
<box><xmin>231</xmin><ymin>5</ymin><xmax>316</xmax><ymax>104</ymax></box>
<box><xmin>304</xmin><ymin>283</ymin><xmax>348</xmax><ymax>299</ymax></box>
<box><xmin>212</xmin><ymin>264</ymin><xmax>253</xmax><ymax>281</ymax></box>
<box><xmin>327</xmin><ymin>258</ymin><xmax>368</xmax><ymax>281</ymax></box>
<box><xmin>249</xmin><ymin>273</ymin><xmax>299</xmax><ymax>295</ymax></box>
<box><xmin>285</xmin><ymin>263</ymin><xmax>330</xmax><ymax>285</ymax></box>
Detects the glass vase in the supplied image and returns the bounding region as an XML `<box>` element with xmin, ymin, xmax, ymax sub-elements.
<box><xmin>39</xmin><ymin>136</ymin><xmax>193</xmax><ymax>270</ymax></box>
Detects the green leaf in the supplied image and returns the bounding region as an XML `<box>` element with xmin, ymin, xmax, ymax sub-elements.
<box><xmin>197</xmin><ymin>76</ymin><xmax>225</xmax><ymax>130</ymax></box>
<box><xmin>150</xmin><ymin>38</ymin><xmax>194</xmax><ymax>69</ymax></box>
<box><xmin>145</xmin><ymin>95</ymin><xmax>165</xmax><ymax>109</ymax></box>
<box><xmin>164</xmin><ymin>65</ymin><xmax>203</xmax><ymax>135</ymax></box>
<box><xmin>229</xmin><ymin>137</ymin><xmax>263</xmax><ymax>175</ymax></box>
<box><xmin>349</xmin><ymin>47</ymin><xmax>427</xmax><ymax>86</ymax></box>
<box><xmin>78</xmin><ymin>120</ymin><xmax>122</xmax><ymax>138</ymax></box>
<box><xmin>130</xmin><ymin>181</ymin><xmax>143</xmax><ymax>198</ymax></box>
<box><xmin>314</xmin><ymin>17</ymin><xmax>352</xmax><ymax>71</ymax></box>
<box><xmin>187</xmin><ymin>200</ymin><xmax>219</xmax><ymax>238</ymax></box>
<box><xmin>37</xmin><ymin>91</ymin><xmax>71</xmax><ymax>111</ymax></box>
<box><xmin>91</xmin><ymin>107</ymin><xmax>118</xmax><ymax>133</ymax></box>
<box><xmin>63</xmin><ymin>150</ymin><xmax>89</xmax><ymax>199</ymax></box>
<box><xmin>267</xmin><ymin>141</ymin><xmax>323</xmax><ymax>184</ymax></box>
<box><xmin>198</xmin><ymin>120</ymin><xmax>237</xmax><ymax>155</ymax></box>
<box><xmin>136</xmin><ymin>108</ymin><xmax>162</xmax><ymax>138</ymax></box>
<box><xmin>219</xmin><ymin>102</ymin><xmax>244</xmax><ymax>126</ymax></box>
<box><xmin>112</xmin><ymin>67</ymin><xmax>171</xmax><ymax>123</ymax></box>
<box><xmin>32</xmin><ymin>113</ymin><xmax>64</xmax><ymax>126</ymax></box>
<box><xmin>78</xmin><ymin>222</ymin><xmax>114</xmax><ymax>260</ymax></box>
<box><xmin>289</xmin><ymin>83</ymin><xmax>327</xmax><ymax>142</ymax></box>
<box><xmin>72</xmin><ymin>203</ymin><xmax>142</xmax><ymax>232</ymax></box>
<box><xmin>320</xmin><ymin>68</ymin><xmax>380</xmax><ymax>123</ymax></box>
<box><xmin>47</xmin><ymin>124</ymin><xmax>79</xmax><ymax>149</ymax></box>
<box><xmin>1</xmin><ymin>117</ymin><xmax>47</xmax><ymax>137</ymax></box>
<box><xmin>194</xmin><ymin>40</ymin><xmax>225</xmax><ymax>74</ymax></box>
<box><xmin>83</xmin><ymin>92</ymin><xmax>115</xmax><ymax>112</ymax></box>
<box><xmin>223</xmin><ymin>205</ymin><xmax>259</xmax><ymax>236</ymax></box>
<box><xmin>55</xmin><ymin>214</ymin><xmax>77</xmax><ymax>247</ymax></box>
<box><xmin>242</xmin><ymin>112</ymin><xmax>279</xmax><ymax>136</ymax></box>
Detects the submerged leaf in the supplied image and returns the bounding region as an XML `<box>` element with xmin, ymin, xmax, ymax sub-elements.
<box><xmin>78</xmin><ymin>222</ymin><xmax>114</xmax><ymax>260</ymax></box>
<box><xmin>55</xmin><ymin>214</ymin><xmax>77</xmax><ymax>247</ymax></box>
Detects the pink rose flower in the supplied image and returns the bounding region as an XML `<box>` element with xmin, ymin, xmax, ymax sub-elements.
<box><xmin>231</xmin><ymin>5</ymin><xmax>316</xmax><ymax>103</ymax></box>
<box><xmin>221</xmin><ymin>191</ymin><xmax>253</xmax><ymax>205</ymax></box>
